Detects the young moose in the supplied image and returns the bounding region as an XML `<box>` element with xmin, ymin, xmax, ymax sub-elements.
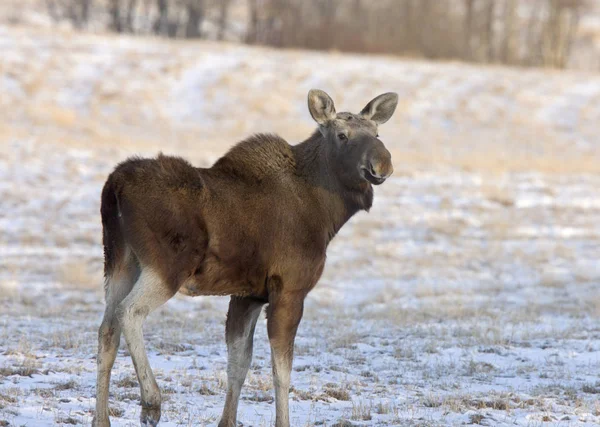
<box><xmin>93</xmin><ymin>89</ymin><xmax>397</xmax><ymax>427</ymax></box>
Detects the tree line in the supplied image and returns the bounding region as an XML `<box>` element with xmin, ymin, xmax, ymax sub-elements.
<box><xmin>45</xmin><ymin>0</ymin><xmax>588</xmax><ymax>69</ymax></box>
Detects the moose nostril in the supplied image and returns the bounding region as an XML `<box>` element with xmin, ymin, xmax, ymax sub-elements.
<box><xmin>370</xmin><ymin>162</ymin><xmax>387</xmax><ymax>179</ymax></box>
<box><xmin>369</xmin><ymin>161</ymin><xmax>393</xmax><ymax>179</ymax></box>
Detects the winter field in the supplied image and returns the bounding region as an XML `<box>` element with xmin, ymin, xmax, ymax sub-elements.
<box><xmin>1</xmin><ymin>25</ymin><xmax>600</xmax><ymax>426</ymax></box>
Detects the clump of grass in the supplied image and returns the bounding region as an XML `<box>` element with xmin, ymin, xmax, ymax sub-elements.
<box><xmin>246</xmin><ymin>373</ymin><xmax>271</xmax><ymax>392</ymax></box>
<box><xmin>374</xmin><ymin>400</ymin><xmax>392</xmax><ymax>414</ymax></box>
<box><xmin>117</xmin><ymin>392</ymin><xmax>139</xmax><ymax>401</ymax></box>
<box><xmin>582</xmin><ymin>382</ymin><xmax>600</xmax><ymax>394</ymax></box>
<box><xmin>323</xmin><ymin>384</ymin><xmax>351</xmax><ymax>401</ymax></box>
<box><xmin>115</xmin><ymin>375</ymin><xmax>138</xmax><ymax>388</ymax></box>
<box><xmin>197</xmin><ymin>382</ymin><xmax>216</xmax><ymax>396</ymax></box>
<box><xmin>108</xmin><ymin>406</ymin><xmax>125</xmax><ymax>417</ymax></box>
<box><xmin>0</xmin><ymin>393</ymin><xmax>17</xmax><ymax>406</ymax></box>
<box><xmin>482</xmin><ymin>185</ymin><xmax>515</xmax><ymax>208</ymax></box>
<box><xmin>351</xmin><ymin>400</ymin><xmax>372</xmax><ymax>421</ymax></box>
<box><xmin>329</xmin><ymin>365</ymin><xmax>349</xmax><ymax>373</ymax></box>
<box><xmin>154</xmin><ymin>341</ymin><xmax>191</xmax><ymax>353</ymax></box>
<box><xmin>473</xmin><ymin>397</ymin><xmax>510</xmax><ymax>411</ymax></box>
<box><xmin>54</xmin><ymin>380</ymin><xmax>77</xmax><ymax>390</ymax></box>
<box><xmin>360</xmin><ymin>370</ymin><xmax>380</xmax><ymax>382</ymax></box>
<box><xmin>56</xmin><ymin>416</ymin><xmax>78</xmax><ymax>425</ymax></box>
<box><xmin>422</xmin><ymin>394</ymin><xmax>442</xmax><ymax>408</ymax></box>
<box><xmin>0</xmin><ymin>359</ymin><xmax>41</xmax><ymax>377</ymax></box>
<box><xmin>33</xmin><ymin>388</ymin><xmax>54</xmax><ymax>398</ymax></box>
<box><xmin>394</xmin><ymin>346</ymin><xmax>415</xmax><ymax>360</ymax></box>
<box><xmin>463</xmin><ymin>360</ymin><xmax>496</xmax><ymax>376</ymax></box>
<box><xmin>291</xmin><ymin>387</ymin><xmax>315</xmax><ymax>401</ymax></box>
<box><xmin>50</xmin><ymin>331</ymin><xmax>83</xmax><ymax>350</ymax></box>
<box><xmin>246</xmin><ymin>392</ymin><xmax>273</xmax><ymax>403</ymax></box>
<box><xmin>469</xmin><ymin>413</ymin><xmax>485</xmax><ymax>424</ymax></box>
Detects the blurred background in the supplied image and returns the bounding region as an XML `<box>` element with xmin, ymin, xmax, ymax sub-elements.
<box><xmin>1</xmin><ymin>1</ymin><xmax>600</xmax><ymax>426</ymax></box>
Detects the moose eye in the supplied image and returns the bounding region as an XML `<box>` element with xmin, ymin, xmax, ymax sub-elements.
<box><xmin>338</xmin><ymin>133</ymin><xmax>348</xmax><ymax>141</ymax></box>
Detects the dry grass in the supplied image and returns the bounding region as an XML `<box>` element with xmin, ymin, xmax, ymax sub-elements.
<box><xmin>115</xmin><ymin>375</ymin><xmax>138</xmax><ymax>389</ymax></box>
<box><xmin>323</xmin><ymin>384</ymin><xmax>351</xmax><ymax>401</ymax></box>
<box><xmin>2</xmin><ymin>26</ymin><xmax>600</xmax><ymax>176</ymax></box>
<box><xmin>350</xmin><ymin>400</ymin><xmax>372</xmax><ymax>421</ymax></box>
<box><xmin>56</xmin><ymin>261</ymin><xmax>101</xmax><ymax>290</ymax></box>
<box><xmin>0</xmin><ymin>359</ymin><xmax>41</xmax><ymax>378</ymax></box>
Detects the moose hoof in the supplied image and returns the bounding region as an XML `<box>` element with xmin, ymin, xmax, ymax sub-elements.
<box><xmin>140</xmin><ymin>406</ymin><xmax>161</xmax><ymax>426</ymax></box>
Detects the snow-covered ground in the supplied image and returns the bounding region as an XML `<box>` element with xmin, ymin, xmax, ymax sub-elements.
<box><xmin>1</xmin><ymin>26</ymin><xmax>600</xmax><ymax>426</ymax></box>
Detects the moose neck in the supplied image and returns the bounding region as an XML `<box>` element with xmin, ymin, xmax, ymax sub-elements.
<box><xmin>292</xmin><ymin>131</ymin><xmax>373</xmax><ymax>242</ymax></box>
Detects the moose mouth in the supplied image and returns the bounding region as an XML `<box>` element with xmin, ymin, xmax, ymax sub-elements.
<box><xmin>361</xmin><ymin>167</ymin><xmax>386</xmax><ymax>185</ymax></box>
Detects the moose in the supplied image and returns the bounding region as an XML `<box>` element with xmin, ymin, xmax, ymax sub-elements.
<box><xmin>93</xmin><ymin>89</ymin><xmax>397</xmax><ymax>427</ymax></box>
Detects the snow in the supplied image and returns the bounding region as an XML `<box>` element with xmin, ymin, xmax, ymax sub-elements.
<box><xmin>1</xmin><ymin>25</ymin><xmax>600</xmax><ymax>427</ymax></box>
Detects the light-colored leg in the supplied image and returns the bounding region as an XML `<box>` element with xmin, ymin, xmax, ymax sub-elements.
<box><xmin>218</xmin><ymin>297</ymin><xmax>265</xmax><ymax>427</ymax></box>
<box><xmin>267</xmin><ymin>292</ymin><xmax>304</xmax><ymax>427</ymax></box>
<box><xmin>116</xmin><ymin>268</ymin><xmax>174</xmax><ymax>427</ymax></box>
<box><xmin>94</xmin><ymin>256</ymin><xmax>138</xmax><ymax>427</ymax></box>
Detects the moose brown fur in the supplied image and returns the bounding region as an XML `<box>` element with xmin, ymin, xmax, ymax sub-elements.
<box><xmin>93</xmin><ymin>89</ymin><xmax>397</xmax><ymax>427</ymax></box>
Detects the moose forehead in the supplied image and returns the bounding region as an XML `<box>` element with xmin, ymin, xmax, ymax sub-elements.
<box><xmin>331</xmin><ymin>112</ymin><xmax>378</xmax><ymax>134</ymax></box>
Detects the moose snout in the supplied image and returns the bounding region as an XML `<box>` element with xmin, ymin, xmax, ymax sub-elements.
<box><xmin>369</xmin><ymin>159</ymin><xmax>394</xmax><ymax>180</ymax></box>
<box><xmin>363</xmin><ymin>146</ymin><xmax>393</xmax><ymax>185</ymax></box>
<box><xmin>362</xmin><ymin>155</ymin><xmax>393</xmax><ymax>185</ymax></box>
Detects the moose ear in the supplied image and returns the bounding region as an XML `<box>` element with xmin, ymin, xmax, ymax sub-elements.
<box><xmin>308</xmin><ymin>89</ymin><xmax>336</xmax><ymax>125</ymax></box>
<box><xmin>360</xmin><ymin>92</ymin><xmax>398</xmax><ymax>124</ymax></box>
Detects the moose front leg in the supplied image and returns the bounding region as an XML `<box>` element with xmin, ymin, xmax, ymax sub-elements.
<box><xmin>266</xmin><ymin>289</ymin><xmax>305</xmax><ymax>427</ymax></box>
<box><xmin>219</xmin><ymin>296</ymin><xmax>265</xmax><ymax>427</ymax></box>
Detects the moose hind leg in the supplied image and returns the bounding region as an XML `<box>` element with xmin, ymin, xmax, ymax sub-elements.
<box><xmin>218</xmin><ymin>297</ymin><xmax>265</xmax><ymax>427</ymax></box>
<box><xmin>117</xmin><ymin>268</ymin><xmax>175</xmax><ymax>427</ymax></box>
<box><xmin>94</xmin><ymin>253</ymin><xmax>138</xmax><ymax>427</ymax></box>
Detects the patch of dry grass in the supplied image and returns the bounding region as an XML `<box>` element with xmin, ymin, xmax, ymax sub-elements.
<box><xmin>56</xmin><ymin>261</ymin><xmax>101</xmax><ymax>290</ymax></box>
<box><xmin>323</xmin><ymin>384</ymin><xmax>351</xmax><ymax>401</ymax></box>
<box><xmin>350</xmin><ymin>400</ymin><xmax>372</xmax><ymax>421</ymax></box>
<box><xmin>115</xmin><ymin>375</ymin><xmax>138</xmax><ymax>389</ymax></box>
<box><xmin>0</xmin><ymin>358</ymin><xmax>41</xmax><ymax>378</ymax></box>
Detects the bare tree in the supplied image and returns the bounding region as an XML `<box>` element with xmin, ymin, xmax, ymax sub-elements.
<box><xmin>541</xmin><ymin>0</ymin><xmax>583</xmax><ymax>68</ymax></box>
<box><xmin>46</xmin><ymin>0</ymin><xmax>92</xmax><ymax>28</ymax></box>
<box><xmin>482</xmin><ymin>0</ymin><xmax>495</xmax><ymax>62</ymax></box>
<box><xmin>123</xmin><ymin>0</ymin><xmax>138</xmax><ymax>33</ymax></box>
<box><xmin>81</xmin><ymin>0</ymin><xmax>92</xmax><ymax>28</ymax></box>
<box><xmin>184</xmin><ymin>0</ymin><xmax>204</xmax><ymax>38</ymax></box>
<box><xmin>108</xmin><ymin>0</ymin><xmax>123</xmax><ymax>32</ymax></box>
<box><xmin>153</xmin><ymin>0</ymin><xmax>168</xmax><ymax>35</ymax></box>
<box><xmin>217</xmin><ymin>0</ymin><xmax>231</xmax><ymax>40</ymax></box>
<box><xmin>246</xmin><ymin>0</ymin><xmax>259</xmax><ymax>43</ymax></box>
<box><xmin>464</xmin><ymin>0</ymin><xmax>474</xmax><ymax>60</ymax></box>
<box><xmin>500</xmin><ymin>0</ymin><xmax>518</xmax><ymax>64</ymax></box>
<box><xmin>40</xmin><ymin>0</ymin><xmax>589</xmax><ymax>69</ymax></box>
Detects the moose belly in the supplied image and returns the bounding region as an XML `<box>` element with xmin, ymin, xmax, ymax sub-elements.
<box><xmin>177</xmin><ymin>249</ymin><xmax>269</xmax><ymax>299</ymax></box>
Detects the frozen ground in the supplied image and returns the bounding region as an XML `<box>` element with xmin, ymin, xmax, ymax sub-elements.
<box><xmin>1</xmin><ymin>26</ymin><xmax>600</xmax><ymax>426</ymax></box>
